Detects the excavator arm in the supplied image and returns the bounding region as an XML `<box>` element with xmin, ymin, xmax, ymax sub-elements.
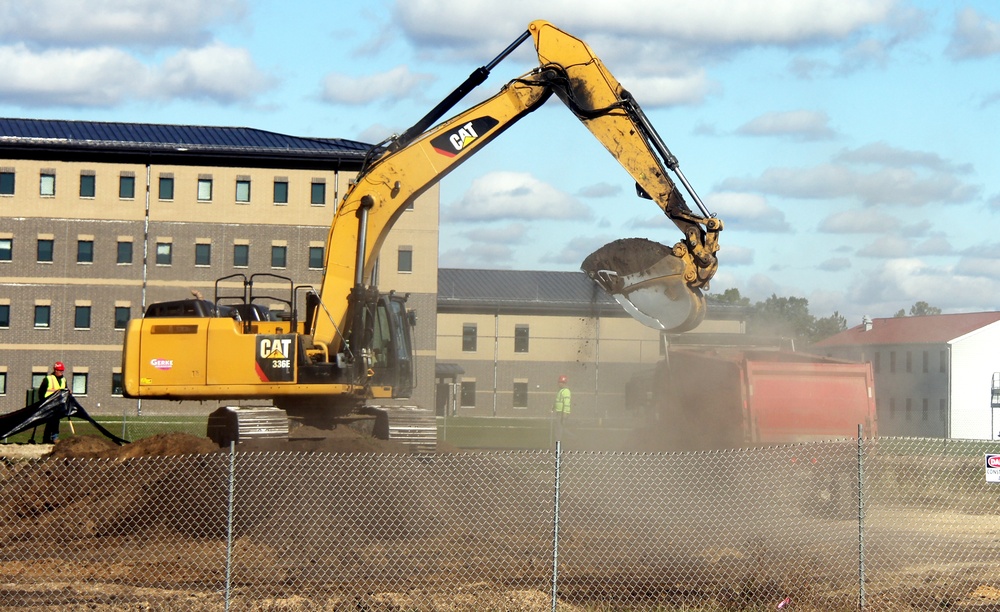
<box><xmin>313</xmin><ymin>19</ymin><xmax>721</xmax><ymax>355</ymax></box>
<box><xmin>121</xmin><ymin>20</ymin><xmax>721</xmax><ymax>420</ymax></box>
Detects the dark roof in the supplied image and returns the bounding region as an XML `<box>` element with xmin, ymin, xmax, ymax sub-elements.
<box><xmin>437</xmin><ymin>268</ymin><xmax>745</xmax><ymax>320</ymax></box>
<box><xmin>814</xmin><ymin>312</ymin><xmax>1000</xmax><ymax>347</ymax></box>
<box><xmin>438</xmin><ymin>268</ymin><xmax>620</xmax><ymax>315</ymax></box>
<box><xmin>0</xmin><ymin>117</ymin><xmax>371</xmax><ymax>169</ymax></box>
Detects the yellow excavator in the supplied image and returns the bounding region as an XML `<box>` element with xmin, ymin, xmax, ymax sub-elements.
<box><xmin>121</xmin><ymin>20</ymin><xmax>722</xmax><ymax>429</ymax></box>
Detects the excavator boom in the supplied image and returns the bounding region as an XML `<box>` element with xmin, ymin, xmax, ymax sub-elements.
<box><xmin>121</xmin><ymin>20</ymin><xmax>722</xmax><ymax>423</ymax></box>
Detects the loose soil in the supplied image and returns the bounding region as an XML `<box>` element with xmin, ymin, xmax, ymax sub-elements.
<box><xmin>580</xmin><ymin>237</ymin><xmax>673</xmax><ymax>277</ymax></box>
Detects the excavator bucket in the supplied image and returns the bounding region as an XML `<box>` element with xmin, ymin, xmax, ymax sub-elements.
<box><xmin>582</xmin><ymin>238</ymin><xmax>706</xmax><ymax>333</ymax></box>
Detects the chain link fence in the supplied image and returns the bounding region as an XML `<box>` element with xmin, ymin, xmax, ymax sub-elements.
<box><xmin>1</xmin><ymin>437</ymin><xmax>999</xmax><ymax>610</ymax></box>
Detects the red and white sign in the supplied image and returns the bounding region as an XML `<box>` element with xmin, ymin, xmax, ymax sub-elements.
<box><xmin>986</xmin><ymin>454</ymin><xmax>1000</xmax><ymax>483</ymax></box>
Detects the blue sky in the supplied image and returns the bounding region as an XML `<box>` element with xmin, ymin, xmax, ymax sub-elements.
<box><xmin>1</xmin><ymin>0</ymin><xmax>998</xmax><ymax>326</ymax></box>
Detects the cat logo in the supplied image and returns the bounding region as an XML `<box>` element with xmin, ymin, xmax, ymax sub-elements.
<box><xmin>430</xmin><ymin>116</ymin><xmax>499</xmax><ymax>157</ymax></box>
<box><xmin>255</xmin><ymin>335</ymin><xmax>296</xmax><ymax>382</ymax></box>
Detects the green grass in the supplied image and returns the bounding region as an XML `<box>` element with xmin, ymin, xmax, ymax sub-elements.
<box><xmin>1</xmin><ymin>415</ymin><xmax>209</xmax><ymax>444</ymax></box>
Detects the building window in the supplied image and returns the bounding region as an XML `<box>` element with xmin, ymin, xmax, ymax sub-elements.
<box><xmin>889</xmin><ymin>351</ymin><xmax>896</xmax><ymax>374</ymax></box>
<box><xmin>236</xmin><ymin>179</ymin><xmax>251</xmax><ymax>203</ymax></box>
<box><xmin>31</xmin><ymin>373</ymin><xmax>46</xmax><ymax>390</ymax></box>
<box><xmin>310</xmin><ymin>181</ymin><xmax>326</xmax><ymax>205</ymax></box>
<box><xmin>114</xmin><ymin>306</ymin><xmax>130</xmax><ymax>330</ymax></box>
<box><xmin>940</xmin><ymin>350</ymin><xmax>947</xmax><ymax>373</ymax></box>
<box><xmin>514</xmin><ymin>324</ymin><xmax>529</xmax><ymax>353</ymax></box>
<box><xmin>460</xmin><ymin>381</ymin><xmax>476</xmax><ymax>408</ymax></box>
<box><xmin>905</xmin><ymin>351</ymin><xmax>911</xmax><ymax>373</ymax></box>
<box><xmin>77</xmin><ymin>239</ymin><xmax>94</xmax><ymax>263</ymax></box>
<box><xmin>0</xmin><ymin>238</ymin><xmax>11</xmax><ymax>261</ymax></box>
<box><xmin>40</xmin><ymin>172</ymin><xmax>55</xmax><ymax>196</ymax></box>
<box><xmin>233</xmin><ymin>244</ymin><xmax>249</xmax><ymax>267</ymax></box>
<box><xmin>462</xmin><ymin>324</ymin><xmax>477</xmax><ymax>352</ymax></box>
<box><xmin>940</xmin><ymin>399</ymin><xmax>947</xmax><ymax>421</ymax></box>
<box><xmin>117</xmin><ymin>241</ymin><xmax>133</xmax><ymax>264</ymax></box>
<box><xmin>71</xmin><ymin>373</ymin><xmax>88</xmax><ymax>396</ymax></box>
<box><xmin>119</xmin><ymin>175</ymin><xmax>135</xmax><ymax>199</ymax></box>
<box><xmin>922</xmin><ymin>351</ymin><xmax>929</xmax><ymax>373</ymax></box>
<box><xmin>889</xmin><ymin>398</ymin><xmax>896</xmax><ymax>420</ymax></box>
<box><xmin>0</xmin><ymin>304</ymin><xmax>9</xmax><ymax>327</ymax></box>
<box><xmin>79</xmin><ymin>173</ymin><xmax>95</xmax><ymax>198</ymax></box>
<box><xmin>0</xmin><ymin>372</ymin><xmax>6</xmax><ymax>396</ymax></box>
<box><xmin>0</xmin><ymin>171</ymin><xmax>13</xmax><ymax>195</ymax></box>
<box><xmin>922</xmin><ymin>398</ymin><xmax>929</xmax><ymax>421</ymax></box>
<box><xmin>308</xmin><ymin>246</ymin><xmax>324</xmax><ymax>269</ymax></box>
<box><xmin>34</xmin><ymin>305</ymin><xmax>51</xmax><ymax>328</ymax></box>
<box><xmin>905</xmin><ymin>398</ymin><xmax>912</xmax><ymax>421</ymax></box>
<box><xmin>513</xmin><ymin>381</ymin><xmax>528</xmax><ymax>409</ymax></box>
<box><xmin>195</xmin><ymin>243</ymin><xmax>212</xmax><ymax>266</ymax></box>
<box><xmin>111</xmin><ymin>372</ymin><xmax>124</xmax><ymax>396</ymax></box>
<box><xmin>74</xmin><ymin>305</ymin><xmax>91</xmax><ymax>329</ymax></box>
<box><xmin>872</xmin><ymin>351</ymin><xmax>880</xmax><ymax>374</ymax></box>
<box><xmin>271</xmin><ymin>245</ymin><xmax>287</xmax><ymax>268</ymax></box>
<box><xmin>37</xmin><ymin>239</ymin><xmax>53</xmax><ymax>263</ymax></box>
<box><xmin>273</xmin><ymin>180</ymin><xmax>288</xmax><ymax>204</ymax></box>
<box><xmin>197</xmin><ymin>178</ymin><xmax>213</xmax><ymax>201</ymax></box>
<box><xmin>156</xmin><ymin>242</ymin><xmax>172</xmax><ymax>265</ymax></box>
<box><xmin>159</xmin><ymin>176</ymin><xmax>174</xmax><ymax>200</ymax></box>
<box><xmin>397</xmin><ymin>247</ymin><xmax>413</xmax><ymax>273</ymax></box>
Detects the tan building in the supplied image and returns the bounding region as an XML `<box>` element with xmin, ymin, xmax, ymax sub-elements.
<box><xmin>435</xmin><ymin>268</ymin><xmax>744</xmax><ymax>419</ymax></box>
<box><xmin>0</xmin><ymin>118</ymin><xmax>438</xmax><ymax>417</ymax></box>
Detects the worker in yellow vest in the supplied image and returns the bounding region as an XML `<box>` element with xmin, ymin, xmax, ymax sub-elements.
<box><xmin>553</xmin><ymin>375</ymin><xmax>571</xmax><ymax>441</ymax></box>
<box><xmin>37</xmin><ymin>361</ymin><xmax>67</xmax><ymax>443</ymax></box>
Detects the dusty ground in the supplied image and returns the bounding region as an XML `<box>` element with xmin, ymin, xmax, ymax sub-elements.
<box><xmin>1</xmin><ymin>432</ymin><xmax>999</xmax><ymax>610</ymax></box>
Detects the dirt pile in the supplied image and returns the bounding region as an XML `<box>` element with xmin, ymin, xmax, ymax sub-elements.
<box><xmin>45</xmin><ymin>424</ymin><xmax>411</xmax><ymax>461</ymax></box>
<box><xmin>580</xmin><ymin>237</ymin><xmax>673</xmax><ymax>277</ymax></box>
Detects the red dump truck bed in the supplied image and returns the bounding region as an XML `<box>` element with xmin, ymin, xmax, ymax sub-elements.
<box><xmin>640</xmin><ymin>348</ymin><xmax>877</xmax><ymax>452</ymax></box>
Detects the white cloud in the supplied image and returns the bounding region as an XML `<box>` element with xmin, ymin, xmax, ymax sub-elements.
<box><xmin>835</xmin><ymin>142</ymin><xmax>973</xmax><ymax>174</ymax></box>
<box><xmin>0</xmin><ymin>44</ymin><xmax>149</xmax><ymax>107</ymax></box>
<box><xmin>620</xmin><ymin>71</ymin><xmax>712</xmax><ymax>107</ymax></box>
<box><xmin>0</xmin><ymin>41</ymin><xmax>272</xmax><ymax>108</ymax></box>
<box><xmin>736</xmin><ymin>110</ymin><xmax>835</xmax><ymax>141</ymax></box>
<box><xmin>445</xmin><ymin>171</ymin><xmax>592</xmax><ymax>222</ymax></box>
<box><xmin>159</xmin><ymin>43</ymin><xmax>273</xmax><ymax>103</ymax></box>
<box><xmin>542</xmin><ymin>235</ymin><xmax>621</xmax><ymax>267</ymax></box>
<box><xmin>818</xmin><ymin>257</ymin><xmax>851</xmax><ymax>272</ymax></box>
<box><xmin>0</xmin><ymin>0</ymin><xmax>246</xmax><ymax>47</ymax></box>
<box><xmin>856</xmin><ymin>235</ymin><xmax>912</xmax><ymax>258</ymax></box>
<box><xmin>321</xmin><ymin>65</ymin><xmax>434</xmax><ymax>105</ymax></box>
<box><xmin>705</xmin><ymin>192</ymin><xmax>791</xmax><ymax>232</ymax></box>
<box><xmin>577</xmin><ymin>182</ymin><xmax>622</xmax><ymax>199</ymax></box>
<box><xmin>718</xmin><ymin>245</ymin><xmax>754</xmax><ymax>265</ymax></box>
<box><xmin>847</xmin><ymin>258</ymin><xmax>1000</xmax><ymax>312</ymax></box>
<box><xmin>721</xmin><ymin>164</ymin><xmax>980</xmax><ymax>206</ymax></box>
<box><xmin>439</xmin><ymin>244</ymin><xmax>515</xmax><ymax>268</ymax></box>
<box><xmin>394</xmin><ymin>0</ymin><xmax>897</xmax><ymax>50</ymax></box>
<box><xmin>947</xmin><ymin>7</ymin><xmax>1000</xmax><ymax>60</ymax></box>
<box><xmin>818</xmin><ymin>209</ymin><xmax>901</xmax><ymax>233</ymax></box>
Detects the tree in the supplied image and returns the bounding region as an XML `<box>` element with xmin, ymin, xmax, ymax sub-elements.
<box><xmin>812</xmin><ymin>311</ymin><xmax>847</xmax><ymax>342</ymax></box>
<box><xmin>748</xmin><ymin>294</ymin><xmax>815</xmax><ymax>340</ymax></box>
<box><xmin>909</xmin><ymin>301</ymin><xmax>941</xmax><ymax>317</ymax></box>
<box><xmin>707</xmin><ymin>287</ymin><xmax>751</xmax><ymax>307</ymax></box>
<box><xmin>893</xmin><ymin>301</ymin><xmax>942</xmax><ymax>317</ymax></box>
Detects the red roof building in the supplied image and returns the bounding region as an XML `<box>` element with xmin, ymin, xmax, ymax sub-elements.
<box><xmin>812</xmin><ymin>312</ymin><xmax>1000</xmax><ymax>440</ymax></box>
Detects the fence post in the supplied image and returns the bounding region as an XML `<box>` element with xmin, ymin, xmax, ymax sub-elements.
<box><xmin>225</xmin><ymin>441</ymin><xmax>236</xmax><ymax>611</ymax></box>
<box><xmin>551</xmin><ymin>440</ymin><xmax>562</xmax><ymax>612</ymax></box>
<box><xmin>857</xmin><ymin>424</ymin><xmax>866</xmax><ymax>611</ymax></box>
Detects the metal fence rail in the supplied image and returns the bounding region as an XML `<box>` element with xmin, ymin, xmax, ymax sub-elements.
<box><xmin>0</xmin><ymin>437</ymin><xmax>998</xmax><ymax>610</ymax></box>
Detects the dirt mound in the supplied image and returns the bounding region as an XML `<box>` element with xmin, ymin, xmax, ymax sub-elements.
<box><xmin>580</xmin><ymin>237</ymin><xmax>673</xmax><ymax>277</ymax></box>
<box><xmin>52</xmin><ymin>433</ymin><xmax>220</xmax><ymax>460</ymax></box>
<box><xmin>237</xmin><ymin>424</ymin><xmax>411</xmax><ymax>454</ymax></box>
<box><xmin>50</xmin><ymin>425</ymin><xmax>408</xmax><ymax>461</ymax></box>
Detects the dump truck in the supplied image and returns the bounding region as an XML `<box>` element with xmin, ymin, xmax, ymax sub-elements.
<box><xmin>627</xmin><ymin>345</ymin><xmax>877</xmax><ymax>516</ymax></box>
<box><xmin>631</xmin><ymin>347</ymin><xmax>877</xmax><ymax>452</ymax></box>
